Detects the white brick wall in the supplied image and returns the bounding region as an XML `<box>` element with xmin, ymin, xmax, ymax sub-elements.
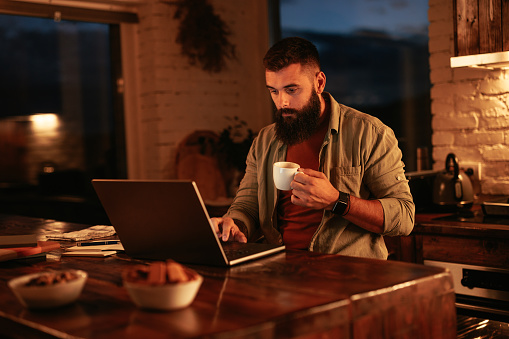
<box><xmin>428</xmin><ymin>0</ymin><xmax>509</xmax><ymax>195</ymax></box>
<box><xmin>125</xmin><ymin>0</ymin><xmax>272</xmax><ymax>180</ymax></box>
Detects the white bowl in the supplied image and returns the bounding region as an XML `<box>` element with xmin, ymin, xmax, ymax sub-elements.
<box><xmin>8</xmin><ymin>270</ymin><xmax>87</xmax><ymax>309</ymax></box>
<box><xmin>124</xmin><ymin>275</ymin><xmax>203</xmax><ymax>311</ymax></box>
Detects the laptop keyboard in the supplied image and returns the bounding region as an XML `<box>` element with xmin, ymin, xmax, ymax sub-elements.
<box><xmin>222</xmin><ymin>243</ymin><xmax>254</xmax><ymax>260</ymax></box>
<box><xmin>223</xmin><ymin>247</ymin><xmax>252</xmax><ymax>258</ymax></box>
<box><xmin>220</xmin><ymin>241</ymin><xmax>282</xmax><ymax>261</ymax></box>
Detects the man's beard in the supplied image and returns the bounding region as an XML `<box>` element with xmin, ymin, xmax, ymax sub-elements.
<box><xmin>274</xmin><ymin>89</ymin><xmax>321</xmax><ymax>146</ymax></box>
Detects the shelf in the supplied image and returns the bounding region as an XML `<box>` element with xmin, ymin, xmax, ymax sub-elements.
<box><xmin>450</xmin><ymin>51</ymin><xmax>509</xmax><ymax>70</ymax></box>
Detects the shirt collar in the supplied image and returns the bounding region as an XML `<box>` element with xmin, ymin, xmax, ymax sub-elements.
<box><xmin>322</xmin><ymin>92</ymin><xmax>340</xmax><ymax>136</ymax></box>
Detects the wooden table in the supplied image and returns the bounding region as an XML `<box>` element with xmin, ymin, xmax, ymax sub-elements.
<box><xmin>0</xmin><ymin>214</ymin><xmax>456</xmax><ymax>338</ymax></box>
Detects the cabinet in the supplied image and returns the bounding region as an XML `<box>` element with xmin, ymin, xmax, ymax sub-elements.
<box><xmin>387</xmin><ymin>212</ymin><xmax>509</xmax><ymax>270</ymax></box>
<box><xmin>454</xmin><ymin>0</ymin><xmax>509</xmax><ymax>56</ymax></box>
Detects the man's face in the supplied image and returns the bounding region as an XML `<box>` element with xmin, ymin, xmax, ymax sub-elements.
<box><xmin>266</xmin><ymin>63</ymin><xmax>322</xmax><ymax>145</ymax></box>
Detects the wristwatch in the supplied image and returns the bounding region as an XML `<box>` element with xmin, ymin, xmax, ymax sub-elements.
<box><xmin>331</xmin><ymin>191</ymin><xmax>350</xmax><ymax>216</ymax></box>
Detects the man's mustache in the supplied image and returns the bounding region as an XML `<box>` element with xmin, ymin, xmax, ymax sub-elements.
<box><xmin>277</xmin><ymin>108</ymin><xmax>299</xmax><ymax>116</ymax></box>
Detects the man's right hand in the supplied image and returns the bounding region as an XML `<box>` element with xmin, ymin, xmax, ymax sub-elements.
<box><xmin>210</xmin><ymin>217</ymin><xmax>247</xmax><ymax>243</ymax></box>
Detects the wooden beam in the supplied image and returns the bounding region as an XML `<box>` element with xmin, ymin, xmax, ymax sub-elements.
<box><xmin>455</xmin><ymin>0</ymin><xmax>480</xmax><ymax>56</ymax></box>
<box><xmin>479</xmin><ymin>0</ymin><xmax>502</xmax><ymax>53</ymax></box>
<box><xmin>503</xmin><ymin>0</ymin><xmax>509</xmax><ymax>51</ymax></box>
<box><xmin>0</xmin><ymin>0</ymin><xmax>138</xmax><ymax>23</ymax></box>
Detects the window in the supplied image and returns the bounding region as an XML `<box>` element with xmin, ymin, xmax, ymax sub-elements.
<box><xmin>0</xmin><ymin>13</ymin><xmax>126</xmax><ymax>223</ymax></box>
<box><xmin>277</xmin><ymin>0</ymin><xmax>431</xmax><ymax>171</ymax></box>
<box><xmin>0</xmin><ymin>14</ymin><xmax>125</xmax><ymax>185</ymax></box>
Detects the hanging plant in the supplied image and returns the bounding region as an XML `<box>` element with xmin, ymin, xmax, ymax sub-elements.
<box><xmin>172</xmin><ymin>0</ymin><xmax>236</xmax><ymax>73</ymax></box>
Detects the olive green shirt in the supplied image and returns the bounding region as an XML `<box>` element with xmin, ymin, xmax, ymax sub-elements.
<box><xmin>225</xmin><ymin>92</ymin><xmax>415</xmax><ymax>259</ymax></box>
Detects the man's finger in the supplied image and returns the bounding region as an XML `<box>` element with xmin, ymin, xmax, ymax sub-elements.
<box><xmin>232</xmin><ymin>227</ymin><xmax>248</xmax><ymax>243</ymax></box>
<box><xmin>291</xmin><ymin>193</ymin><xmax>305</xmax><ymax>207</ymax></box>
<box><xmin>221</xmin><ymin>222</ymin><xmax>231</xmax><ymax>241</ymax></box>
<box><xmin>210</xmin><ymin>217</ymin><xmax>221</xmax><ymax>234</ymax></box>
<box><xmin>298</xmin><ymin>168</ymin><xmax>325</xmax><ymax>179</ymax></box>
<box><xmin>221</xmin><ymin>218</ymin><xmax>238</xmax><ymax>241</ymax></box>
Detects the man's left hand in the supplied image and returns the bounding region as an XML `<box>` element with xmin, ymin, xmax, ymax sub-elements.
<box><xmin>291</xmin><ymin>168</ymin><xmax>339</xmax><ymax>210</ymax></box>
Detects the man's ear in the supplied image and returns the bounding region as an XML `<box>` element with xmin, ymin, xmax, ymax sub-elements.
<box><xmin>316</xmin><ymin>71</ymin><xmax>326</xmax><ymax>94</ymax></box>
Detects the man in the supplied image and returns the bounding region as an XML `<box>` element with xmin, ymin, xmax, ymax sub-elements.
<box><xmin>211</xmin><ymin>37</ymin><xmax>414</xmax><ymax>259</ymax></box>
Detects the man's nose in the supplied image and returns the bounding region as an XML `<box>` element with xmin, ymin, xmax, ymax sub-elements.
<box><xmin>277</xmin><ymin>93</ymin><xmax>290</xmax><ymax>109</ymax></box>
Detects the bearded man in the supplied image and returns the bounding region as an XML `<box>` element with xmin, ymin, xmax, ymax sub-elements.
<box><xmin>211</xmin><ymin>37</ymin><xmax>415</xmax><ymax>259</ymax></box>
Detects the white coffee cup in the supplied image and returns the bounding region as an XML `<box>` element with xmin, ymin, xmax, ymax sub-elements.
<box><xmin>273</xmin><ymin>162</ymin><xmax>300</xmax><ymax>191</ymax></box>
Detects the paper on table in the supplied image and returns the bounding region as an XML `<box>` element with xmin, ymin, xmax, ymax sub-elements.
<box><xmin>63</xmin><ymin>243</ymin><xmax>123</xmax><ymax>257</ymax></box>
<box><xmin>62</xmin><ymin>250</ymin><xmax>118</xmax><ymax>257</ymax></box>
<box><xmin>45</xmin><ymin>225</ymin><xmax>116</xmax><ymax>241</ymax></box>
<box><xmin>66</xmin><ymin>244</ymin><xmax>124</xmax><ymax>252</ymax></box>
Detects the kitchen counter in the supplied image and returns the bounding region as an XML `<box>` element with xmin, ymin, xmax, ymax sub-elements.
<box><xmin>385</xmin><ymin>201</ymin><xmax>509</xmax><ymax>321</ymax></box>
<box><xmin>0</xmin><ymin>214</ymin><xmax>457</xmax><ymax>338</ymax></box>
<box><xmin>413</xmin><ymin>207</ymin><xmax>509</xmax><ymax>269</ymax></box>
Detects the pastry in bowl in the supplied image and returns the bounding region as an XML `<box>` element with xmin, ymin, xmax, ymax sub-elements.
<box><xmin>123</xmin><ymin>260</ymin><xmax>202</xmax><ymax>311</ymax></box>
<box><xmin>8</xmin><ymin>270</ymin><xmax>88</xmax><ymax>309</ymax></box>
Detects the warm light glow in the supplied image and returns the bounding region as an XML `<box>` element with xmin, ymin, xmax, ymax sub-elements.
<box><xmin>43</xmin><ymin>166</ymin><xmax>55</xmax><ymax>174</ymax></box>
<box><xmin>469</xmin><ymin>64</ymin><xmax>509</xmax><ymax>70</ymax></box>
<box><xmin>450</xmin><ymin>51</ymin><xmax>509</xmax><ymax>70</ymax></box>
<box><xmin>30</xmin><ymin>113</ymin><xmax>59</xmax><ymax>131</ymax></box>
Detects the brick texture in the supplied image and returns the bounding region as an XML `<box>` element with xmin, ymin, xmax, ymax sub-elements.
<box><xmin>130</xmin><ymin>0</ymin><xmax>272</xmax><ymax>180</ymax></box>
<box><xmin>428</xmin><ymin>0</ymin><xmax>509</xmax><ymax>195</ymax></box>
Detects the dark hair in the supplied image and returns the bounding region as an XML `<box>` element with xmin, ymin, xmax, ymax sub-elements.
<box><xmin>263</xmin><ymin>37</ymin><xmax>320</xmax><ymax>72</ymax></box>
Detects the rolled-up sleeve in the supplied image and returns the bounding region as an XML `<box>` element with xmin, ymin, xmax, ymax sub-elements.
<box><xmin>224</xmin><ymin>137</ymin><xmax>261</xmax><ymax>240</ymax></box>
<box><xmin>364</xmin><ymin>127</ymin><xmax>415</xmax><ymax>236</ymax></box>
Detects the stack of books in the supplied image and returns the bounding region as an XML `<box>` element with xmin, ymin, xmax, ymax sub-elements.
<box><xmin>62</xmin><ymin>240</ymin><xmax>123</xmax><ymax>257</ymax></box>
<box><xmin>0</xmin><ymin>234</ymin><xmax>60</xmax><ymax>262</ymax></box>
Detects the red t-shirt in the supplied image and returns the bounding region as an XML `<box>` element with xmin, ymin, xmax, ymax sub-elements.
<box><xmin>277</xmin><ymin>114</ymin><xmax>329</xmax><ymax>250</ymax></box>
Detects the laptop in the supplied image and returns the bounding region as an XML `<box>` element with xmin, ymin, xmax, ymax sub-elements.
<box><xmin>91</xmin><ymin>179</ymin><xmax>285</xmax><ymax>266</ymax></box>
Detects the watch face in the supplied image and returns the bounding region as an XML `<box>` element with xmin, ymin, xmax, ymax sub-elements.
<box><xmin>332</xmin><ymin>192</ymin><xmax>349</xmax><ymax>215</ymax></box>
<box><xmin>332</xmin><ymin>201</ymin><xmax>347</xmax><ymax>215</ymax></box>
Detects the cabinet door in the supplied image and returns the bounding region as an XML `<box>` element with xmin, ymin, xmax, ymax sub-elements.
<box><xmin>455</xmin><ymin>0</ymin><xmax>508</xmax><ymax>56</ymax></box>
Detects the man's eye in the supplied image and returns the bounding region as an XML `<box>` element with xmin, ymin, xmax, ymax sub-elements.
<box><xmin>269</xmin><ymin>89</ymin><xmax>278</xmax><ymax>95</ymax></box>
<box><xmin>286</xmin><ymin>88</ymin><xmax>297</xmax><ymax>94</ymax></box>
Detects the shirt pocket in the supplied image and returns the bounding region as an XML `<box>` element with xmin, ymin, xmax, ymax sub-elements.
<box><xmin>330</xmin><ymin>166</ymin><xmax>362</xmax><ymax>194</ymax></box>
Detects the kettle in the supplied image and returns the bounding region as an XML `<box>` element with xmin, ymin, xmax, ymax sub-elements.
<box><xmin>432</xmin><ymin>153</ymin><xmax>474</xmax><ymax>208</ymax></box>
